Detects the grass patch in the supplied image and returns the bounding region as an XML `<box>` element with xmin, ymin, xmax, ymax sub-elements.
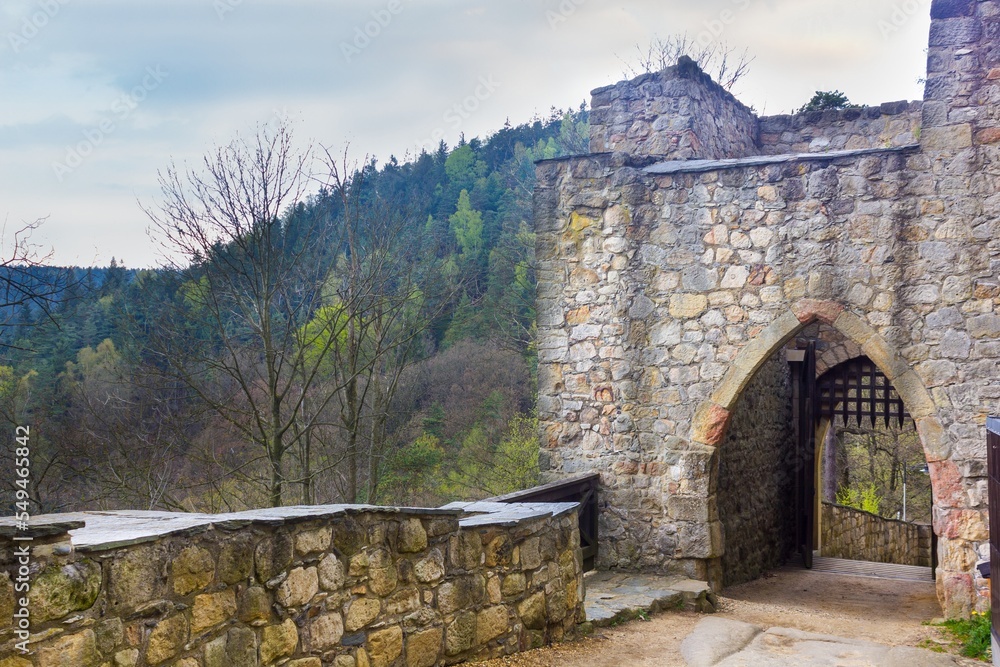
<box><xmin>934</xmin><ymin>610</ymin><xmax>992</xmax><ymax>662</ymax></box>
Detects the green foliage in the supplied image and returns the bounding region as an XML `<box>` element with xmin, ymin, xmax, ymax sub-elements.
<box><xmin>936</xmin><ymin>611</ymin><xmax>992</xmax><ymax>661</ymax></box>
<box><xmin>0</xmin><ymin>105</ymin><xmax>588</xmax><ymax>511</ymax></box>
<box><xmin>443</xmin><ymin>412</ymin><xmax>539</xmax><ymax>498</ymax></box>
<box><xmin>449</xmin><ymin>190</ymin><xmax>484</xmax><ymax>262</ymax></box>
<box><xmin>798</xmin><ymin>90</ymin><xmax>859</xmax><ymax>113</ymax></box>
<box><xmin>835</xmin><ymin>482</ymin><xmax>882</xmax><ymax>515</ymax></box>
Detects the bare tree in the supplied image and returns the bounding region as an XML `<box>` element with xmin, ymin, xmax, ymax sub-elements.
<box><xmin>622</xmin><ymin>34</ymin><xmax>754</xmax><ymax>91</ymax></box>
<box><xmin>145</xmin><ymin>124</ymin><xmax>450</xmax><ymax>508</ymax></box>
<box><xmin>145</xmin><ymin>123</ymin><xmax>345</xmax><ymax>507</ymax></box>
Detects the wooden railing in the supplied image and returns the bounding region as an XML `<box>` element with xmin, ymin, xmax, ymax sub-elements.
<box><xmin>489</xmin><ymin>472</ymin><xmax>600</xmax><ymax>572</ymax></box>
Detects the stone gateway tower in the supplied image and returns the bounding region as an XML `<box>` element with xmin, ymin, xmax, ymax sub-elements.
<box><xmin>535</xmin><ymin>1</ymin><xmax>1000</xmax><ymax>616</ymax></box>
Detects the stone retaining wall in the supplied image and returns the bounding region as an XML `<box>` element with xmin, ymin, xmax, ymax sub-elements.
<box><xmin>821</xmin><ymin>501</ymin><xmax>933</xmax><ymax>567</ymax></box>
<box><xmin>0</xmin><ymin>503</ymin><xmax>583</xmax><ymax>666</ymax></box>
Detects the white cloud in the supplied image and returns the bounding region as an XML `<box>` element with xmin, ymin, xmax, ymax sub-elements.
<box><xmin>0</xmin><ymin>0</ymin><xmax>931</xmax><ymax>266</ymax></box>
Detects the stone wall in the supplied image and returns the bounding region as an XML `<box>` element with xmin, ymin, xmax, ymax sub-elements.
<box><xmin>0</xmin><ymin>504</ymin><xmax>583</xmax><ymax>666</ymax></box>
<box><xmin>589</xmin><ymin>57</ymin><xmax>758</xmax><ymax>159</ymax></box>
<box><xmin>758</xmin><ymin>102</ymin><xmax>922</xmax><ymax>155</ymax></box>
<box><xmin>536</xmin><ymin>25</ymin><xmax>999</xmax><ymax>615</ymax></box>
<box><xmin>717</xmin><ymin>354</ymin><xmax>795</xmax><ymax>587</ymax></box>
<box><xmin>821</xmin><ymin>502</ymin><xmax>933</xmax><ymax>567</ymax></box>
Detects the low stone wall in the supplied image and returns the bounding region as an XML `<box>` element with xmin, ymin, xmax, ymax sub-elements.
<box><xmin>0</xmin><ymin>502</ymin><xmax>584</xmax><ymax>666</ymax></box>
<box><xmin>758</xmin><ymin>102</ymin><xmax>922</xmax><ymax>155</ymax></box>
<box><xmin>821</xmin><ymin>502</ymin><xmax>932</xmax><ymax>567</ymax></box>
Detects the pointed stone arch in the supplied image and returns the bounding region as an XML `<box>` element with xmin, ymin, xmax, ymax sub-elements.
<box><xmin>691</xmin><ymin>299</ymin><xmax>950</xmax><ymax>466</ymax></box>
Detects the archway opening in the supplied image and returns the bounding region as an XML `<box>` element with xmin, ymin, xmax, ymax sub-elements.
<box><xmin>715</xmin><ymin>317</ymin><xmax>937</xmax><ymax>589</ymax></box>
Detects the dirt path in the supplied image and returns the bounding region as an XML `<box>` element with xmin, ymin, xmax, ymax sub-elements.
<box><xmin>479</xmin><ymin>567</ymin><xmax>978</xmax><ymax>666</ymax></box>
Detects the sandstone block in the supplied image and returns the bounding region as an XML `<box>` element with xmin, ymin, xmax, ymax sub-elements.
<box><xmin>37</xmin><ymin>630</ymin><xmax>99</xmax><ymax>667</ymax></box>
<box><xmin>31</xmin><ymin>559</ymin><xmax>102</xmax><ymax>623</ymax></box>
<box><xmin>172</xmin><ymin>546</ymin><xmax>215</xmax><ymax>595</ymax></box>
<box><xmin>406</xmin><ymin>627</ymin><xmax>443</xmax><ymax>667</ymax></box>
<box><xmin>319</xmin><ymin>553</ymin><xmax>347</xmax><ymax>590</ymax></box>
<box><xmin>398</xmin><ymin>519</ymin><xmax>428</xmax><ymax>553</ymax></box>
<box><xmin>217</xmin><ymin>536</ymin><xmax>254</xmax><ymax>584</ymax></box>
<box><xmin>445</xmin><ymin>611</ymin><xmax>476</xmax><ymax>655</ymax></box>
<box><xmin>277</xmin><ymin>566</ymin><xmax>319</xmax><ymax>607</ymax></box>
<box><xmin>295</xmin><ymin>526</ymin><xmax>333</xmax><ymax>555</ymax></box>
<box><xmin>311</xmin><ymin>612</ymin><xmax>344</xmax><ymax>650</ymax></box>
<box><xmin>191</xmin><ymin>589</ymin><xmax>237</xmax><ymax>634</ymax></box>
<box><xmin>368</xmin><ymin>625</ymin><xmax>404</xmax><ymax>667</ymax></box>
<box><xmin>414</xmin><ymin>548</ymin><xmax>444</xmax><ymax>583</ymax></box>
<box><xmin>669</xmin><ymin>294</ymin><xmax>708</xmax><ymax>318</ymax></box>
<box><xmin>260</xmin><ymin>618</ymin><xmax>298</xmax><ymax>664</ymax></box>
<box><xmin>345</xmin><ymin>597</ymin><xmax>381</xmax><ymax>631</ymax></box>
<box><xmin>476</xmin><ymin>605</ymin><xmax>509</xmax><ymax>645</ymax></box>
<box><xmin>146</xmin><ymin>614</ymin><xmax>189</xmax><ymax>665</ymax></box>
<box><xmin>255</xmin><ymin>532</ymin><xmax>294</xmax><ymax>584</ymax></box>
<box><xmin>238</xmin><ymin>586</ymin><xmax>272</xmax><ymax>626</ymax></box>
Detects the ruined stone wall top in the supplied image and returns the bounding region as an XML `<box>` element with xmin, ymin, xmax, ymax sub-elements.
<box><xmin>588</xmin><ymin>56</ymin><xmax>758</xmax><ymax>159</ymax></box>
<box><xmin>759</xmin><ymin>101</ymin><xmax>923</xmax><ymax>155</ymax></box>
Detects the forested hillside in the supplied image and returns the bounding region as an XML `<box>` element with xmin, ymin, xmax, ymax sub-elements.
<box><xmin>0</xmin><ymin>106</ymin><xmax>589</xmax><ymax>514</ymax></box>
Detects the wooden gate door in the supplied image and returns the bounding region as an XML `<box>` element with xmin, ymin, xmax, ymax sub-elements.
<box><xmin>789</xmin><ymin>342</ymin><xmax>817</xmax><ymax>568</ymax></box>
<box><xmin>987</xmin><ymin>417</ymin><xmax>1000</xmax><ymax>654</ymax></box>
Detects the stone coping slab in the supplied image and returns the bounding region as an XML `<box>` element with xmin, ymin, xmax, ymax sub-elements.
<box><xmin>0</xmin><ymin>501</ymin><xmax>580</xmax><ymax>551</ymax></box>
<box><xmin>643</xmin><ymin>144</ymin><xmax>920</xmax><ymax>176</ymax></box>
<box><xmin>440</xmin><ymin>500</ymin><xmax>580</xmax><ymax>527</ymax></box>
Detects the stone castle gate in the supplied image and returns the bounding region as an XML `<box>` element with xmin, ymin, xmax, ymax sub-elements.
<box><xmin>534</xmin><ymin>0</ymin><xmax>1000</xmax><ymax>616</ymax></box>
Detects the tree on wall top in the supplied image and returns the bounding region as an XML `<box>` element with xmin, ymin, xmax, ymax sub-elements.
<box><xmin>797</xmin><ymin>90</ymin><xmax>860</xmax><ymax>113</ymax></box>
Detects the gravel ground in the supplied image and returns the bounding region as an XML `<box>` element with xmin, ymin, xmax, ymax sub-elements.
<box><xmin>476</xmin><ymin>567</ymin><xmax>981</xmax><ymax>667</ymax></box>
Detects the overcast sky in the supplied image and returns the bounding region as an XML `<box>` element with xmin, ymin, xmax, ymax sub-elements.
<box><xmin>0</xmin><ymin>0</ymin><xmax>931</xmax><ymax>268</ymax></box>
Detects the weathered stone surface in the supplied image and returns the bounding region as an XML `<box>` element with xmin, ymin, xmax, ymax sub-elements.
<box><xmin>113</xmin><ymin>649</ymin><xmax>139</xmax><ymax>667</ymax></box>
<box><xmin>445</xmin><ymin>611</ymin><xmax>476</xmax><ymax>656</ymax></box>
<box><xmin>146</xmin><ymin>614</ymin><xmax>189</xmax><ymax>665</ymax></box>
<box><xmin>368</xmin><ymin>625</ymin><xmax>403</xmax><ymax>667</ymax></box>
<box><xmin>295</xmin><ymin>526</ymin><xmax>333</xmax><ymax>555</ymax></box>
<box><xmin>0</xmin><ymin>657</ymin><xmax>32</xmax><ymax>667</ymax></box>
<box><xmin>345</xmin><ymin>597</ymin><xmax>381</xmax><ymax>631</ymax></box>
<box><xmin>37</xmin><ymin>629</ymin><xmax>100</xmax><ymax>667</ymax></box>
<box><xmin>518</xmin><ymin>592</ymin><xmax>546</xmax><ymax>630</ymax></box>
<box><xmin>172</xmin><ymin>545</ymin><xmax>215</xmax><ymax>595</ymax></box>
<box><xmin>311</xmin><ymin>612</ymin><xmax>345</xmax><ymax>650</ymax></box>
<box><xmin>238</xmin><ymin>585</ymin><xmax>272</xmax><ymax>626</ymax></box>
<box><xmin>319</xmin><ymin>553</ymin><xmax>346</xmax><ymax>590</ymax></box>
<box><xmin>191</xmin><ymin>589</ymin><xmax>237</xmax><ymax>634</ymax></box>
<box><xmin>475</xmin><ymin>605</ymin><xmax>509</xmax><ymax>645</ymax></box>
<box><xmin>31</xmin><ymin>559</ymin><xmax>102</xmax><ymax>622</ymax></box>
<box><xmin>255</xmin><ymin>531</ymin><xmax>294</xmax><ymax>584</ymax></box>
<box><xmin>260</xmin><ymin>618</ymin><xmax>298</xmax><ymax>664</ymax></box>
<box><xmin>109</xmin><ymin>544</ymin><xmax>168</xmax><ymax>610</ymax></box>
<box><xmin>368</xmin><ymin>549</ymin><xmax>398</xmax><ymax>596</ymax></box>
<box><xmin>413</xmin><ymin>548</ymin><xmax>444</xmax><ymax>583</ymax></box>
<box><xmin>398</xmin><ymin>519</ymin><xmax>428</xmax><ymax>553</ymax></box>
<box><xmin>204</xmin><ymin>626</ymin><xmax>256</xmax><ymax>667</ymax></box>
<box><xmin>276</xmin><ymin>566</ymin><xmax>319</xmax><ymax>607</ymax></box>
<box><xmin>406</xmin><ymin>627</ymin><xmax>443</xmax><ymax>667</ymax></box>
<box><xmin>218</xmin><ymin>535</ymin><xmax>254</xmax><ymax>584</ymax></box>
